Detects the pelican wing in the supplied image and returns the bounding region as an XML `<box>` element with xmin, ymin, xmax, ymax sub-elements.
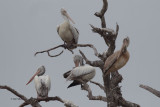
<box><xmin>34</xmin><ymin>75</ymin><xmax>51</xmax><ymax>97</ymax></box>
<box><xmin>44</xmin><ymin>75</ymin><xmax>51</xmax><ymax>91</ymax></box>
<box><xmin>67</xmin><ymin>80</ymin><xmax>81</xmax><ymax>88</ymax></box>
<box><xmin>66</xmin><ymin>65</ymin><xmax>95</xmax><ymax>81</ymax></box>
<box><xmin>104</xmin><ymin>51</ymin><xmax>120</xmax><ymax>72</ymax></box>
<box><xmin>57</xmin><ymin>25</ymin><xmax>60</xmax><ymax>35</ymax></box>
<box><xmin>63</xmin><ymin>70</ymin><xmax>71</xmax><ymax>78</ymax></box>
<box><xmin>34</xmin><ymin>76</ymin><xmax>41</xmax><ymax>95</ymax></box>
<box><xmin>69</xmin><ymin>25</ymin><xmax>79</xmax><ymax>44</ymax></box>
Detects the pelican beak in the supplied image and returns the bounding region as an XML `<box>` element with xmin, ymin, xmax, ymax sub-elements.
<box><xmin>66</xmin><ymin>13</ymin><xmax>75</xmax><ymax>24</ymax></box>
<box><xmin>75</xmin><ymin>61</ymin><xmax>79</xmax><ymax>67</ymax></box>
<box><xmin>26</xmin><ymin>69</ymin><xmax>41</xmax><ymax>85</ymax></box>
<box><xmin>124</xmin><ymin>37</ymin><xmax>130</xmax><ymax>47</ymax></box>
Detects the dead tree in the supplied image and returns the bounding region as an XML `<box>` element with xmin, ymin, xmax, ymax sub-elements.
<box><xmin>0</xmin><ymin>0</ymin><xmax>140</xmax><ymax>107</ymax></box>
<box><xmin>76</xmin><ymin>0</ymin><xmax>140</xmax><ymax>106</ymax></box>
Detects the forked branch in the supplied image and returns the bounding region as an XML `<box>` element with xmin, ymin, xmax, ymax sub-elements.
<box><xmin>90</xmin><ymin>81</ymin><xmax>105</xmax><ymax>92</ymax></box>
<box><xmin>0</xmin><ymin>85</ymin><xmax>78</xmax><ymax>107</ymax></box>
<box><xmin>81</xmin><ymin>83</ymin><xmax>108</xmax><ymax>102</ymax></box>
<box><xmin>35</xmin><ymin>44</ymin><xmax>66</xmax><ymax>57</ymax></box>
<box><xmin>20</xmin><ymin>97</ymin><xmax>78</xmax><ymax>107</ymax></box>
<box><xmin>79</xmin><ymin>50</ymin><xmax>104</xmax><ymax>69</ymax></box>
<box><xmin>35</xmin><ymin>43</ymin><xmax>103</xmax><ymax>59</ymax></box>
<box><xmin>74</xmin><ymin>44</ymin><xmax>99</xmax><ymax>57</ymax></box>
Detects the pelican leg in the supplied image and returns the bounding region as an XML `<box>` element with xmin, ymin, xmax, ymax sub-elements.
<box><xmin>62</xmin><ymin>42</ymin><xmax>68</xmax><ymax>49</ymax></box>
<box><xmin>45</xmin><ymin>88</ymin><xmax>49</xmax><ymax>102</ymax></box>
<box><xmin>37</xmin><ymin>94</ymin><xmax>42</xmax><ymax>99</ymax></box>
<box><xmin>64</xmin><ymin>41</ymin><xmax>66</xmax><ymax>45</ymax></box>
<box><xmin>76</xmin><ymin>79</ymin><xmax>85</xmax><ymax>84</ymax></box>
<box><xmin>36</xmin><ymin>91</ymin><xmax>39</xmax><ymax>99</ymax></box>
<box><xmin>46</xmin><ymin>87</ymin><xmax>49</xmax><ymax>98</ymax></box>
<box><xmin>76</xmin><ymin>79</ymin><xmax>86</xmax><ymax>89</ymax></box>
<box><xmin>66</xmin><ymin>42</ymin><xmax>76</xmax><ymax>49</ymax></box>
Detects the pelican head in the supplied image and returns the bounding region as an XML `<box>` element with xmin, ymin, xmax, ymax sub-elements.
<box><xmin>121</xmin><ymin>37</ymin><xmax>130</xmax><ymax>53</ymax></box>
<box><xmin>73</xmin><ymin>55</ymin><xmax>84</xmax><ymax>67</ymax></box>
<box><xmin>26</xmin><ymin>66</ymin><xmax>46</xmax><ymax>85</ymax></box>
<box><xmin>123</xmin><ymin>37</ymin><xmax>130</xmax><ymax>48</ymax></box>
<box><xmin>37</xmin><ymin>66</ymin><xmax>45</xmax><ymax>76</ymax></box>
<box><xmin>61</xmin><ymin>8</ymin><xmax>75</xmax><ymax>24</ymax></box>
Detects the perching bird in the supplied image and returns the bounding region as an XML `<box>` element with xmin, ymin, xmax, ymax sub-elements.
<box><xmin>63</xmin><ymin>55</ymin><xmax>96</xmax><ymax>88</ymax></box>
<box><xmin>103</xmin><ymin>37</ymin><xmax>130</xmax><ymax>76</ymax></box>
<box><xmin>57</xmin><ymin>8</ymin><xmax>79</xmax><ymax>49</ymax></box>
<box><xmin>26</xmin><ymin>66</ymin><xmax>51</xmax><ymax>99</ymax></box>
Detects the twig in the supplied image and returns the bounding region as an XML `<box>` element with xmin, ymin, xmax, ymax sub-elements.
<box><xmin>140</xmin><ymin>84</ymin><xmax>160</xmax><ymax>98</ymax></box>
<box><xmin>74</xmin><ymin>44</ymin><xmax>99</xmax><ymax>56</ymax></box>
<box><xmin>90</xmin><ymin>81</ymin><xmax>105</xmax><ymax>92</ymax></box>
<box><xmin>90</xmin><ymin>24</ymin><xmax>117</xmax><ymax>36</ymax></box>
<box><xmin>81</xmin><ymin>83</ymin><xmax>108</xmax><ymax>102</ymax></box>
<box><xmin>79</xmin><ymin>50</ymin><xmax>104</xmax><ymax>68</ymax></box>
<box><xmin>35</xmin><ymin>44</ymin><xmax>66</xmax><ymax>57</ymax></box>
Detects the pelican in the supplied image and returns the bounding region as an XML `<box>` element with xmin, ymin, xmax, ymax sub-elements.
<box><xmin>63</xmin><ymin>55</ymin><xmax>96</xmax><ymax>88</ymax></box>
<box><xmin>26</xmin><ymin>66</ymin><xmax>51</xmax><ymax>98</ymax></box>
<box><xmin>57</xmin><ymin>8</ymin><xmax>79</xmax><ymax>49</ymax></box>
<box><xmin>103</xmin><ymin>37</ymin><xmax>130</xmax><ymax>76</ymax></box>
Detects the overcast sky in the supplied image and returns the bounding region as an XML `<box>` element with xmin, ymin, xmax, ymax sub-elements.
<box><xmin>0</xmin><ymin>0</ymin><xmax>160</xmax><ymax>107</ymax></box>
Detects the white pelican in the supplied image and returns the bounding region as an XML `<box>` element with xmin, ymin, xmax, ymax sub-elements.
<box><xmin>26</xmin><ymin>66</ymin><xmax>51</xmax><ymax>98</ymax></box>
<box><xmin>64</xmin><ymin>55</ymin><xmax>96</xmax><ymax>88</ymax></box>
<box><xmin>57</xmin><ymin>8</ymin><xmax>79</xmax><ymax>49</ymax></box>
<box><xmin>103</xmin><ymin>37</ymin><xmax>130</xmax><ymax>76</ymax></box>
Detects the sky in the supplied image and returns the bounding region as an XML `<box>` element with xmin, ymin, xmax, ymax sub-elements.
<box><xmin>0</xmin><ymin>0</ymin><xmax>160</xmax><ymax>106</ymax></box>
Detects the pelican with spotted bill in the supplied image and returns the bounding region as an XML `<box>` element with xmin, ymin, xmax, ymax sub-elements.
<box><xmin>26</xmin><ymin>66</ymin><xmax>51</xmax><ymax>99</ymax></box>
<box><xmin>57</xmin><ymin>8</ymin><xmax>79</xmax><ymax>49</ymax></box>
<box><xmin>103</xmin><ymin>37</ymin><xmax>130</xmax><ymax>76</ymax></box>
<box><xmin>63</xmin><ymin>55</ymin><xmax>96</xmax><ymax>88</ymax></box>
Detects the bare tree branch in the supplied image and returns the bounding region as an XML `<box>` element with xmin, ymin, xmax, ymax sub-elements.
<box><xmin>75</xmin><ymin>43</ymin><xmax>105</xmax><ymax>60</ymax></box>
<box><xmin>118</xmin><ymin>98</ymin><xmax>140</xmax><ymax>107</ymax></box>
<box><xmin>81</xmin><ymin>83</ymin><xmax>108</xmax><ymax>102</ymax></box>
<box><xmin>79</xmin><ymin>50</ymin><xmax>104</xmax><ymax>69</ymax></box>
<box><xmin>90</xmin><ymin>24</ymin><xmax>119</xmax><ymax>53</ymax></box>
<box><xmin>74</xmin><ymin>44</ymin><xmax>99</xmax><ymax>57</ymax></box>
<box><xmin>90</xmin><ymin>24</ymin><xmax>117</xmax><ymax>36</ymax></box>
<box><xmin>0</xmin><ymin>85</ymin><xmax>27</xmax><ymax>101</ymax></box>
<box><xmin>35</xmin><ymin>43</ymin><xmax>102</xmax><ymax>59</ymax></box>
<box><xmin>140</xmin><ymin>84</ymin><xmax>160</xmax><ymax>98</ymax></box>
<box><xmin>94</xmin><ymin>0</ymin><xmax>108</xmax><ymax>28</ymax></box>
<box><xmin>20</xmin><ymin>97</ymin><xmax>64</xmax><ymax>107</ymax></box>
<box><xmin>20</xmin><ymin>96</ymin><xmax>78</xmax><ymax>107</ymax></box>
<box><xmin>90</xmin><ymin>81</ymin><xmax>105</xmax><ymax>92</ymax></box>
<box><xmin>20</xmin><ymin>97</ymin><xmax>42</xmax><ymax>107</ymax></box>
<box><xmin>0</xmin><ymin>85</ymin><xmax>78</xmax><ymax>107</ymax></box>
<box><xmin>35</xmin><ymin>44</ymin><xmax>73</xmax><ymax>57</ymax></box>
<box><xmin>0</xmin><ymin>85</ymin><xmax>41</xmax><ymax>107</ymax></box>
